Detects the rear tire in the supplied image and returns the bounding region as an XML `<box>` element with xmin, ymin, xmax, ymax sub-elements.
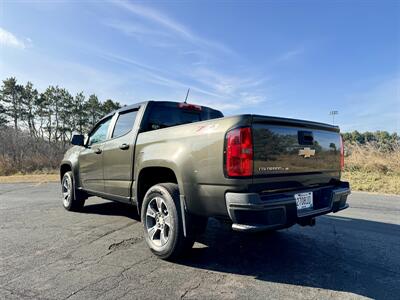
<box><xmin>61</xmin><ymin>171</ymin><xmax>85</xmax><ymax>211</ymax></box>
<box><xmin>141</xmin><ymin>183</ymin><xmax>195</xmax><ymax>260</ymax></box>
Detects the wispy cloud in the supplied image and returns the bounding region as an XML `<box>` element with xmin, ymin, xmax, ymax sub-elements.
<box><xmin>111</xmin><ymin>0</ymin><xmax>190</xmax><ymax>38</ymax></box>
<box><xmin>110</xmin><ymin>0</ymin><xmax>235</xmax><ymax>55</ymax></box>
<box><xmin>96</xmin><ymin>49</ymin><xmax>268</xmax><ymax>110</ymax></box>
<box><xmin>75</xmin><ymin>1</ymin><xmax>268</xmax><ymax>111</ymax></box>
<box><xmin>81</xmin><ymin>27</ymin><xmax>267</xmax><ymax>110</ymax></box>
<box><xmin>98</xmin><ymin>51</ymin><xmax>224</xmax><ymax>99</ymax></box>
<box><xmin>0</xmin><ymin>27</ymin><xmax>28</xmax><ymax>49</ymax></box>
<box><xmin>104</xmin><ymin>20</ymin><xmax>177</xmax><ymax>48</ymax></box>
<box><xmin>189</xmin><ymin>66</ymin><xmax>269</xmax><ymax>104</ymax></box>
<box><xmin>240</xmin><ymin>92</ymin><xmax>266</xmax><ymax>105</ymax></box>
<box><xmin>275</xmin><ymin>47</ymin><xmax>304</xmax><ymax>63</ymax></box>
<box><xmin>105</xmin><ymin>20</ymin><xmax>169</xmax><ymax>38</ymax></box>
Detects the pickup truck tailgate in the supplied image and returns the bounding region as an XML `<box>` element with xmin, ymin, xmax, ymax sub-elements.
<box><xmin>252</xmin><ymin>116</ymin><xmax>341</xmax><ymax>176</ymax></box>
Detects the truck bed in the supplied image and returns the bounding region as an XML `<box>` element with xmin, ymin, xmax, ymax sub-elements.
<box><xmin>135</xmin><ymin>113</ymin><xmax>344</xmax><ymax>217</ymax></box>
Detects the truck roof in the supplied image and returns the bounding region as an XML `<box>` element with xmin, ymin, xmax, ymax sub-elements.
<box><xmin>103</xmin><ymin>100</ymin><xmax>221</xmax><ymax>118</ymax></box>
<box><xmin>101</xmin><ymin>101</ymin><xmax>339</xmax><ymax>133</ymax></box>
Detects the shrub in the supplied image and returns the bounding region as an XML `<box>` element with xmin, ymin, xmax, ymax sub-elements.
<box><xmin>0</xmin><ymin>127</ymin><xmax>65</xmax><ymax>175</ymax></box>
<box><xmin>344</xmin><ymin>143</ymin><xmax>400</xmax><ymax>175</ymax></box>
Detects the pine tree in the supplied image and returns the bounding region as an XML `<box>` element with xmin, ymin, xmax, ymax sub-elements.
<box><xmin>21</xmin><ymin>82</ymin><xmax>39</xmax><ymax>137</ymax></box>
<box><xmin>41</xmin><ymin>87</ymin><xmax>55</xmax><ymax>142</ymax></box>
<box><xmin>102</xmin><ymin>99</ymin><xmax>121</xmax><ymax>115</ymax></box>
<box><xmin>73</xmin><ymin>92</ymin><xmax>88</xmax><ymax>134</ymax></box>
<box><xmin>52</xmin><ymin>86</ymin><xmax>63</xmax><ymax>142</ymax></box>
<box><xmin>35</xmin><ymin>92</ymin><xmax>48</xmax><ymax>139</ymax></box>
<box><xmin>0</xmin><ymin>101</ymin><xmax>7</xmax><ymax>127</ymax></box>
<box><xmin>0</xmin><ymin>77</ymin><xmax>24</xmax><ymax>131</ymax></box>
<box><xmin>59</xmin><ymin>88</ymin><xmax>74</xmax><ymax>144</ymax></box>
<box><xmin>85</xmin><ymin>94</ymin><xmax>102</xmax><ymax>128</ymax></box>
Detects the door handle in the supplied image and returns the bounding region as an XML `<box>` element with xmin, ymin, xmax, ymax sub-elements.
<box><xmin>119</xmin><ymin>143</ymin><xmax>129</xmax><ymax>150</ymax></box>
<box><xmin>94</xmin><ymin>148</ymin><xmax>102</xmax><ymax>154</ymax></box>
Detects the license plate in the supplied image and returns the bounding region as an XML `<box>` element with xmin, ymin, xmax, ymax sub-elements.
<box><xmin>295</xmin><ymin>192</ymin><xmax>313</xmax><ymax>210</ymax></box>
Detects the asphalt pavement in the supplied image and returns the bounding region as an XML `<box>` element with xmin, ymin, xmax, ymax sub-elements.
<box><xmin>0</xmin><ymin>182</ymin><xmax>399</xmax><ymax>300</ymax></box>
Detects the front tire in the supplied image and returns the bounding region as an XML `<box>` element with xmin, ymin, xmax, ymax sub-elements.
<box><xmin>61</xmin><ymin>171</ymin><xmax>85</xmax><ymax>211</ymax></box>
<box><xmin>141</xmin><ymin>183</ymin><xmax>195</xmax><ymax>260</ymax></box>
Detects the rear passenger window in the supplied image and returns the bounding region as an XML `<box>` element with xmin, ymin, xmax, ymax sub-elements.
<box><xmin>112</xmin><ymin>110</ymin><xmax>138</xmax><ymax>138</ymax></box>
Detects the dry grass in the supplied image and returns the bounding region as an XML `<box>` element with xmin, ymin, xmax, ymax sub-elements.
<box><xmin>0</xmin><ymin>173</ymin><xmax>59</xmax><ymax>183</ymax></box>
<box><xmin>343</xmin><ymin>143</ymin><xmax>400</xmax><ymax>195</ymax></box>
<box><xmin>342</xmin><ymin>171</ymin><xmax>399</xmax><ymax>195</ymax></box>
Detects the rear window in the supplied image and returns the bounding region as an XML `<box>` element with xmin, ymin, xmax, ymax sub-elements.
<box><xmin>145</xmin><ymin>103</ymin><xmax>223</xmax><ymax>131</ymax></box>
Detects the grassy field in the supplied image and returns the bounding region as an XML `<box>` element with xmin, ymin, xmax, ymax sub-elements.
<box><xmin>342</xmin><ymin>143</ymin><xmax>399</xmax><ymax>195</ymax></box>
<box><xmin>342</xmin><ymin>171</ymin><xmax>399</xmax><ymax>195</ymax></box>
<box><xmin>0</xmin><ymin>173</ymin><xmax>58</xmax><ymax>183</ymax></box>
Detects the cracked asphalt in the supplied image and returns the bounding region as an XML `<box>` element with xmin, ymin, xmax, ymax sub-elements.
<box><xmin>1</xmin><ymin>183</ymin><xmax>399</xmax><ymax>300</ymax></box>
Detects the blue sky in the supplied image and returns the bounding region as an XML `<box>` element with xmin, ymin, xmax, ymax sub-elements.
<box><xmin>0</xmin><ymin>0</ymin><xmax>399</xmax><ymax>132</ymax></box>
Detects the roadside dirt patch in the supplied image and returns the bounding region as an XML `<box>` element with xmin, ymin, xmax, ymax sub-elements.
<box><xmin>0</xmin><ymin>174</ymin><xmax>59</xmax><ymax>183</ymax></box>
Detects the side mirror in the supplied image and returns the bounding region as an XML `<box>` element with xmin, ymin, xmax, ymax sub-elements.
<box><xmin>71</xmin><ymin>134</ymin><xmax>85</xmax><ymax>146</ymax></box>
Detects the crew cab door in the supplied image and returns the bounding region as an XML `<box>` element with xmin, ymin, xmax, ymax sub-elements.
<box><xmin>79</xmin><ymin>116</ymin><xmax>113</xmax><ymax>192</ymax></box>
<box><xmin>102</xmin><ymin>108</ymin><xmax>140</xmax><ymax>201</ymax></box>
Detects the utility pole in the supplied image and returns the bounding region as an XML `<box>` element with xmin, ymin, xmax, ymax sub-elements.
<box><xmin>329</xmin><ymin>110</ymin><xmax>338</xmax><ymax>125</ymax></box>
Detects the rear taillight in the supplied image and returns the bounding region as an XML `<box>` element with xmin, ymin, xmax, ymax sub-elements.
<box><xmin>225</xmin><ymin>127</ymin><xmax>253</xmax><ymax>177</ymax></box>
<box><xmin>340</xmin><ymin>135</ymin><xmax>344</xmax><ymax>171</ymax></box>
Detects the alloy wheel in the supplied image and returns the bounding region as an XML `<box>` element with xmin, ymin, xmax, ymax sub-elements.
<box><xmin>62</xmin><ymin>175</ymin><xmax>72</xmax><ymax>207</ymax></box>
<box><xmin>145</xmin><ymin>197</ymin><xmax>171</xmax><ymax>247</ymax></box>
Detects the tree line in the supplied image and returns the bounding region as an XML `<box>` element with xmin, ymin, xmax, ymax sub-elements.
<box><xmin>0</xmin><ymin>77</ymin><xmax>121</xmax><ymax>175</ymax></box>
<box><xmin>342</xmin><ymin>130</ymin><xmax>399</xmax><ymax>152</ymax></box>
<box><xmin>0</xmin><ymin>77</ymin><xmax>121</xmax><ymax>145</ymax></box>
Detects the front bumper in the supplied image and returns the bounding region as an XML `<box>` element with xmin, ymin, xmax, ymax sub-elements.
<box><xmin>225</xmin><ymin>182</ymin><xmax>350</xmax><ymax>232</ymax></box>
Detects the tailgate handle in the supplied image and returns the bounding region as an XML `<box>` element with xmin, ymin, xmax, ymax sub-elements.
<box><xmin>298</xmin><ymin>131</ymin><xmax>314</xmax><ymax>145</ymax></box>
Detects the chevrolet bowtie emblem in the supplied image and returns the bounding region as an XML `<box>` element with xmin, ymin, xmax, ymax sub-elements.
<box><xmin>299</xmin><ymin>147</ymin><xmax>315</xmax><ymax>158</ymax></box>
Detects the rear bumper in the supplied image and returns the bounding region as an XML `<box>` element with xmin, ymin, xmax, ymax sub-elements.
<box><xmin>225</xmin><ymin>182</ymin><xmax>350</xmax><ymax>232</ymax></box>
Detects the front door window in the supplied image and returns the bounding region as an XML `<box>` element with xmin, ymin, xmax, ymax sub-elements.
<box><xmin>88</xmin><ymin>118</ymin><xmax>112</xmax><ymax>146</ymax></box>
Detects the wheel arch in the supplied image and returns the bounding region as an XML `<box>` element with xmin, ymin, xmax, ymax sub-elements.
<box><xmin>136</xmin><ymin>166</ymin><xmax>181</xmax><ymax>216</ymax></box>
<box><xmin>60</xmin><ymin>160</ymin><xmax>81</xmax><ymax>189</ymax></box>
<box><xmin>60</xmin><ymin>162</ymin><xmax>72</xmax><ymax>182</ymax></box>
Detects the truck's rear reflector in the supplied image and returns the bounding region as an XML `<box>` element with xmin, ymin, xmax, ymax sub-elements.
<box><xmin>178</xmin><ymin>103</ymin><xmax>202</xmax><ymax>111</ymax></box>
<box><xmin>225</xmin><ymin>127</ymin><xmax>253</xmax><ymax>177</ymax></box>
<box><xmin>340</xmin><ymin>135</ymin><xmax>344</xmax><ymax>170</ymax></box>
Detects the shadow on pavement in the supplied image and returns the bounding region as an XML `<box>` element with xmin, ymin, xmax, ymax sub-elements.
<box><xmin>178</xmin><ymin>216</ymin><xmax>400</xmax><ymax>300</ymax></box>
<box><xmin>81</xmin><ymin>201</ymin><xmax>141</xmax><ymax>221</ymax></box>
<box><xmin>77</xmin><ymin>201</ymin><xmax>399</xmax><ymax>299</ymax></box>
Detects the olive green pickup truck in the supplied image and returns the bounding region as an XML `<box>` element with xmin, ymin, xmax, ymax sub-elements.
<box><xmin>60</xmin><ymin>101</ymin><xmax>350</xmax><ymax>259</ymax></box>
